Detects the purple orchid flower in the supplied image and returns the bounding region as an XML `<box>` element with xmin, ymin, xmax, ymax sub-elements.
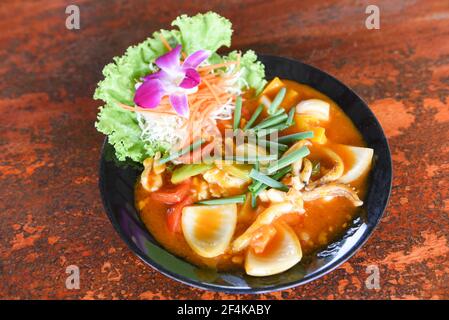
<box><xmin>134</xmin><ymin>45</ymin><xmax>210</xmax><ymax>118</ymax></box>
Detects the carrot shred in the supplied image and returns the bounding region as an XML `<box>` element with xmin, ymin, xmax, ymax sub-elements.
<box><xmin>159</xmin><ymin>34</ymin><xmax>172</xmax><ymax>51</ymax></box>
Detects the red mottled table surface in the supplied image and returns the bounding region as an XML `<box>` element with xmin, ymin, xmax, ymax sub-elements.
<box><xmin>0</xmin><ymin>0</ymin><xmax>448</xmax><ymax>300</ymax></box>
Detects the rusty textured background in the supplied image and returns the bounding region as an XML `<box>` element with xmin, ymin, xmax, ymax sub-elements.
<box><xmin>0</xmin><ymin>0</ymin><xmax>448</xmax><ymax>300</ymax></box>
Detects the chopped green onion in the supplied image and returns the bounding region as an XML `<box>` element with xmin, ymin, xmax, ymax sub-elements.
<box><xmin>266</xmin><ymin>146</ymin><xmax>310</xmax><ymax>175</ymax></box>
<box><xmin>251</xmin><ymin>166</ymin><xmax>292</xmax><ymax>199</ymax></box>
<box><xmin>252</xmin><ymin>113</ymin><xmax>288</xmax><ymax>131</ymax></box>
<box><xmin>196</xmin><ymin>195</ymin><xmax>246</xmax><ymax>205</ymax></box>
<box><xmin>257</xmin><ymin>139</ymin><xmax>288</xmax><ymax>151</ymax></box>
<box><xmin>224</xmin><ymin>154</ymin><xmax>278</xmax><ymax>163</ymax></box>
<box><xmin>233</xmin><ymin>96</ymin><xmax>243</xmax><ymax>131</ymax></box>
<box><xmin>256</xmin><ymin>123</ymin><xmax>290</xmax><ymax>137</ymax></box>
<box><xmin>255</xmin><ymin>129</ymin><xmax>278</xmax><ymax>138</ymax></box>
<box><xmin>251</xmin><ymin>193</ymin><xmax>257</xmax><ymax>208</ymax></box>
<box><xmin>272</xmin><ymin>108</ymin><xmax>286</xmax><ymax>116</ymax></box>
<box><xmin>159</xmin><ymin>139</ymin><xmax>204</xmax><ymax>164</ymax></box>
<box><xmin>249</xmin><ymin>169</ymin><xmax>289</xmax><ymax>191</ymax></box>
<box><xmin>268</xmin><ymin>87</ymin><xmax>286</xmax><ymax>115</ymax></box>
<box><xmin>286</xmin><ymin>107</ymin><xmax>296</xmax><ymax>126</ymax></box>
<box><xmin>243</xmin><ymin>104</ymin><xmax>263</xmax><ymax>130</ymax></box>
<box><xmin>249</xmin><ymin>165</ymin><xmax>292</xmax><ymax>194</ymax></box>
<box><xmin>277</xmin><ymin>131</ymin><xmax>314</xmax><ymax>144</ymax></box>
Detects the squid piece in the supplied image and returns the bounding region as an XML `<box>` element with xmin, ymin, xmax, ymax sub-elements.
<box><xmin>140</xmin><ymin>153</ymin><xmax>166</xmax><ymax>192</ymax></box>
<box><xmin>300</xmin><ymin>158</ymin><xmax>313</xmax><ymax>185</ymax></box>
<box><xmin>233</xmin><ymin>189</ymin><xmax>305</xmax><ymax>253</ymax></box>
<box><xmin>302</xmin><ymin>182</ymin><xmax>363</xmax><ymax>206</ymax></box>
<box><xmin>202</xmin><ymin>167</ymin><xmax>249</xmax><ymax>197</ymax></box>
<box><xmin>258</xmin><ymin>189</ymin><xmax>288</xmax><ymax>203</ymax></box>
<box><xmin>307</xmin><ymin>147</ymin><xmax>344</xmax><ymax>189</ymax></box>
<box><xmin>283</xmin><ymin>157</ymin><xmax>313</xmax><ymax>191</ymax></box>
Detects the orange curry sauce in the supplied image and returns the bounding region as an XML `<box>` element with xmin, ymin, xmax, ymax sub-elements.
<box><xmin>135</xmin><ymin>79</ymin><xmax>369</xmax><ymax>271</ymax></box>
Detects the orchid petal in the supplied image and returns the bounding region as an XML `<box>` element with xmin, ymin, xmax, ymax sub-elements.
<box><xmin>155</xmin><ymin>45</ymin><xmax>182</xmax><ymax>75</ymax></box>
<box><xmin>183</xmin><ymin>50</ymin><xmax>210</xmax><ymax>68</ymax></box>
<box><xmin>169</xmin><ymin>93</ymin><xmax>189</xmax><ymax>118</ymax></box>
<box><xmin>142</xmin><ymin>70</ymin><xmax>163</xmax><ymax>81</ymax></box>
<box><xmin>179</xmin><ymin>68</ymin><xmax>201</xmax><ymax>89</ymax></box>
<box><xmin>134</xmin><ymin>79</ymin><xmax>164</xmax><ymax>109</ymax></box>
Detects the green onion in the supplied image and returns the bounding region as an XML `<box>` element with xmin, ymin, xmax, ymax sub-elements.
<box><xmin>159</xmin><ymin>139</ymin><xmax>204</xmax><ymax>164</ymax></box>
<box><xmin>268</xmin><ymin>87</ymin><xmax>286</xmax><ymax>115</ymax></box>
<box><xmin>249</xmin><ymin>165</ymin><xmax>292</xmax><ymax>194</ymax></box>
<box><xmin>266</xmin><ymin>146</ymin><xmax>310</xmax><ymax>175</ymax></box>
<box><xmin>249</xmin><ymin>169</ymin><xmax>289</xmax><ymax>191</ymax></box>
<box><xmin>252</xmin><ymin>113</ymin><xmax>288</xmax><ymax>131</ymax></box>
<box><xmin>251</xmin><ymin>193</ymin><xmax>257</xmax><ymax>208</ymax></box>
<box><xmin>233</xmin><ymin>96</ymin><xmax>243</xmax><ymax>131</ymax></box>
<box><xmin>251</xmin><ymin>166</ymin><xmax>292</xmax><ymax>200</ymax></box>
<box><xmin>224</xmin><ymin>154</ymin><xmax>278</xmax><ymax>163</ymax></box>
<box><xmin>286</xmin><ymin>107</ymin><xmax>296</xmax><ymax>127</ymax></box>
<box><xmin>256</xmin><ymin>123</ymin><xmax>290</xmax><ymax>137</ymax></box>
<box><xmin>255</xmin><ymin>129</ymin><xmax>277</xmax><ymax>138</ymax></box>
<box><xmin>243</xmin><ymin>104</ymin><xmax>263</xmax><ymax>130</ymax></box>
<box><xmin>196</xmin><ymin>195</ymin><xmax>246</xmax><ymax>205</ymax></box>
<box><xmin>277</xmin><ymin>131</ymin><xmax>314</xmax><ymax>144</ymax></box>
<box><xmin>257</xmin><ymin>139</ymin><xmax>288</xmax><ymax>151</ymax></box>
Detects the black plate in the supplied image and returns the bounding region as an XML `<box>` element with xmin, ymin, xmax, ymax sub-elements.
<box><xmin>99</xmin><ymin>55</ymin><xmax>392</xmax><ymax>293</ymax></box>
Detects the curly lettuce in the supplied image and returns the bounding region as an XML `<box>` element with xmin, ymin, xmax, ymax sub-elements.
<box><xmin>94</xmin><ymin>12</ymin><xmax>267</xmax><ymax>164</ymax></box>
<box><xmin>225</xmin><ymin>50</ymin><xmax>267</xmax><ymax>95</ymax></box>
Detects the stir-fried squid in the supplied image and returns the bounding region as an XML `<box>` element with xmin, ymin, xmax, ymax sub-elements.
<box><xmin>306</xmin><ymin>147</ymin><xmax>344</xmax><ymax>189</ymax></box>
<box><xmin>302</xmin><ymin>182</ymin><xmax>363</xmax><ymax>206</ymax></box>
<box><xmin>134</xmin><ymin>75</ymin><xmax>372</xmax><ymax>277</ymax></box>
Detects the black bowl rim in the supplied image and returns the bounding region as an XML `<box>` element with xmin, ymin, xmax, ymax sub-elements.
<box><xmin>98</xmin><ymin>54</ymin><xmax>393</xmax><ymax>294</ymax></box>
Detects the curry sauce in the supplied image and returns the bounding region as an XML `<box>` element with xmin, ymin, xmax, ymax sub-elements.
<box><xmin>135</xmin><ymin>79</ymin><xmax>370</xmax><ymax>272</ymax></box>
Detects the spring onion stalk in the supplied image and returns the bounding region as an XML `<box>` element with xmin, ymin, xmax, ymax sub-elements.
<box><xmin>197</xmin><ymin>195</ymin><xmax>246</xmax><ymax>205</ymax></box>
<box><xmin>273</xmin><ymin>108</ymin><xmax>286</xmax><ymax>116</ymax></box>
<box><xmin>252</xmin><ymin>113</ymin><xmax>288</xmax><ymax>131</ymax></box>
<box><xmin>243</xmin><ymin>104</ymin><xmax>263</xmax><ymax>130</ymax></box>
<box><xmin>286</xmin><ymin>107</ymin><xmax>296</xmax><ymax>126</ymax></box>
<box><xmin>224</xmin><ymin>154</ymin><xmax>278</xmax><ymax>163</ymax></box>
<box><xmin>251</xmin><ymin>193</ymin><xmax>257</xmax><ymax>208</ymax></box>
<box><xmin>249</xmin><ymin>169</ymin><xmax>289</xmax><ymax>191</ymax></box>
<box><xmin>251</xmin><ymin>166</ymin><xmax>292</xmax><ymax>206</ymax></box>
<box><xmin>249</xmin><ymin>165</ymin><xmax>292</xmax><ymax>194</ymax></box>
<box><xmin>277</xmin><ymin>131</ymin><xmax>314</xmax><ymax>144</ymax></box>
<box><xmin>159</xmin><ymin>139</ymin><xmax>204</xmax><ymax>164</ymax></box>
<box><xmin>266</xmin><ymin>146</ymin><xmax>310</xmax><ymax>175</ymax></box>
<box><xmin>257</xmin><ymin>139</ymin><xmax>288</xmax><ymax>151</ymax></box>
<box><xmin>256</xmin><ymin>123</ymin><xmax>290</xmax><ymax>137</ymax></box>
<box><xmin>255</xmin><ymin>129</ymin><xmax>277</xmax><ymax>138</ymax></box>
<box><xmin>268</xmin><ymin>87</ymin><xmax>286</xmax><ymax>115</ymax></box>
<box><xmin>233</xmin><ymin>96</ymin><xmax>243</xmax><ymax>131</ymax></box>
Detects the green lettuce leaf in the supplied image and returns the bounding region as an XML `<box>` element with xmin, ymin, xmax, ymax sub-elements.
<box><xmin>225</xmin><ymin>50</ymin><xmax>267</xmax><ymax>95</ymax></box>
<box><xmin>94</xmin><ymin>30</ymin><xmax>180</xmax><ymax>162</ymax></box>
<box><xmin>172</xmin><ymin>12</ymin><xmax>233</xmax><ymax>55</ymax></box>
